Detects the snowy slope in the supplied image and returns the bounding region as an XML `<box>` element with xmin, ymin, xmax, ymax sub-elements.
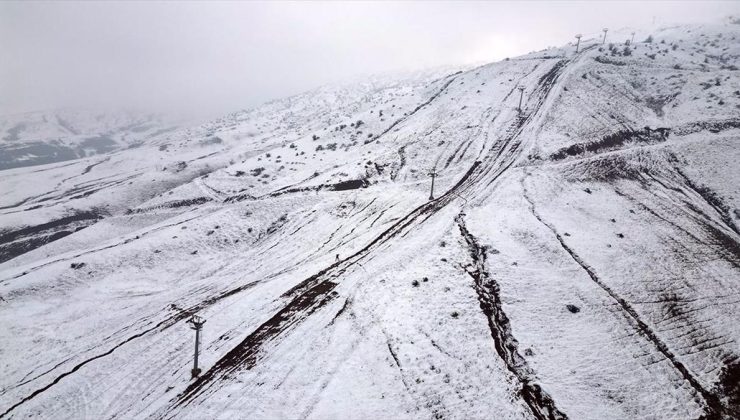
<box><xmin>0</xmin><ymin>22</ymin><xmax>739</xmax><ymax>420</ymax></box>
<box><xmin>0</xmin><ymin>110</ymin><xmax>178</xmax><ymax>171</ymax></box>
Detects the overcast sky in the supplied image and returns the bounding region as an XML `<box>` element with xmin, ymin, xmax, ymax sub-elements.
<box><xmin>1</xmin><ymin>1</ymin><xmax>738</xmax><ymax>119</ymax></box>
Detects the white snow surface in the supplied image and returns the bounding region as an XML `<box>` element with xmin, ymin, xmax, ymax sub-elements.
<box><xmin>1</xmin><ymin>23</ymin><xmax>739</xmax><ymax>420</ymax></box>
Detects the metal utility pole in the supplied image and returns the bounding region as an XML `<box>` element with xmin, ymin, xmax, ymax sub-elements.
<box><xmin>517</xmin><ymin>86</ymin><xmax>525</xmax><ymax>112</ymax></box>
<box><xmin>602</xmin><ymin>28</ymin><xmax>609</xmax><ymax>45</ymax></box>
<box><xmin>428</xmin><ymin>169</ymin><xmax>438</xmax><ymax>200</ymax></box>
<box><xmin>187</xmin><ymin>315</ymin><xmax>206</xmax><ymax>378</ymax></box>
<box><xmin>575</xmin><ymin>34</ymin><xmax>582</xmax><ymax>53</ymax></box>
<box><xmin>630</xmin><ymin>32</ymin><xmax>636</xmax><ymax>44</ymax></box>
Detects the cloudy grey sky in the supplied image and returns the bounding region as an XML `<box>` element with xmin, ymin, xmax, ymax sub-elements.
<box><xmin>1</xmin><ymin>1</ymin><xmax>738</xmax><ymax>119</ymax></box>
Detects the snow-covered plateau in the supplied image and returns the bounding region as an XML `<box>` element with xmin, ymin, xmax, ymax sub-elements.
<box><xmin>1</xmin><ymin>23</ymin><xmax>739</xmax><ymax>420</ymax></box>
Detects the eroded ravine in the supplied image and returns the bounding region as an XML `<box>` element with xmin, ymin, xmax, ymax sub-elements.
<box><xmin>162</xmin><ymin>56</ymin><xmax>580</xmax><ymax>416</ymax></box>
<box><xmin>0</xmin><ymin>53</ymin><xmax>581</xmax><ymax>419</ymax></box>
<box><xmin>456</xmin><ymin>214</ymin><xmax>568</xmax><ymax>420</ymax></box>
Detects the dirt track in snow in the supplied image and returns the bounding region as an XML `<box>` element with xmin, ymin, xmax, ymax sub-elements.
<box><xmin>162</xmin><ymin>54</ymin><xmax>578</xmax><ymax>416</ymax></box>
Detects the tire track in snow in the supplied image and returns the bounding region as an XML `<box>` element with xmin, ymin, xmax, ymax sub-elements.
<box><xmin>171</xmin><ymin>280</ymin><xmax>339</xmax><ymax>409</ymax></box>
<box><xmin>164</xmin><ymin>57</ymin><xmax>578</xmax><ymax>415</ymax></box>
<box><xmin>0</xmin><ymin>273</ymin><xmax>265</xmax><ymax>419</ymax></box>
<box><xmin>368</xmin><ymin>75</ymin><xmax>460</xmax><ymax>145</ymax></box>
<box><xmin>0</xmin><ymin>316</ymin><xmax>173</xmax><ymax>419</ymax></box>
<box><xmin>6</xmin><ymin>56</ymin><xmax>572</xmax><ymax>418</ymax></box>
<box><xmin>646</xmin><ymin>172</ymin><xmax>740</xmax><ymax>268</ymax></box>
<box><xmin>1</xmin><ymin>213</ymin><xmax>202</xmax><ymax>285</ymax></box>
<box><xmin>58</xmin><ymin>156</ymin><xmax>112</xmax><ymax>185</ymax></box>
<box><xmin>166</xmin><ymin>159</ymin><xmax>486</xmax><ymax>412</ymax></box>
<box><xmin>521</xmin><ymin>180</ymin><xmax>727</xmax><ymax>419</ymax></box>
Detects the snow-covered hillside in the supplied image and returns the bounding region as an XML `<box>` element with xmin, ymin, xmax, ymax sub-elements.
<box><xmin>1</xmin><ymin>22</ymin><xmax>739</xmax><ymax>419</ymax></box>
<box><xmin>0</xmin><ymin>110</ymin><xmax>176</xmax><ymax>171</ymax></box>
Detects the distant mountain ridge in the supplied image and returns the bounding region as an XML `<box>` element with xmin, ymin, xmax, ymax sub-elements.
<box><xmin>0</xmin><ymin>110</ymin><xmax>177</xmax><ymax>170</ymax></box>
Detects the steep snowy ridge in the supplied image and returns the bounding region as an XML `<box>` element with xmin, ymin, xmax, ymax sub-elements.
<box><xmin>0</xmin><ymin>23</ymin><xmax>739</xmax><ymax>419</ymax></box>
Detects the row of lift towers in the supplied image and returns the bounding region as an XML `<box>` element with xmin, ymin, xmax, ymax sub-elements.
<box><xmin>428</xmin><ymin>27</ymin><xmax>637</xmax><ymax>200</ymax></box>
<box><xmin>185</xmin><ymin>26</ymin><xmax>640</xmax><ymax>379</ymax></box>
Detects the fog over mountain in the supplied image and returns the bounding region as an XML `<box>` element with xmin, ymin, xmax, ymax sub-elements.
<box><xmin>1</xmin><ymin>2</ymin><xmax>740</xmax><ymax>420</ymax></box>
<box><xmin>1</xmin><ymin>1</ymin><xmax>737</xmax><ymax>118</ymax></box>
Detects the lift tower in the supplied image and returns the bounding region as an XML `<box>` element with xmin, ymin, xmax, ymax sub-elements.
<box><xmin>428</xmin><ymin>169</ymin><xmax>438</xmax><ymax>200</ymax></box>
<box><xmin>517</xmin><ymin>86</ymin><xmax>525</xmax><ymax>112</ymax></box>
<box><xmin>187</xmin><ymin>315</ymin><xmax>206</xmax><ymax>378</ymax></box>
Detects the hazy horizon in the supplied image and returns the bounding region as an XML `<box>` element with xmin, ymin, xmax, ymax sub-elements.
<box><xmin>2</xmin><ymin>1</ymin><xmax>738</xmax><ymax>120</ymax></box>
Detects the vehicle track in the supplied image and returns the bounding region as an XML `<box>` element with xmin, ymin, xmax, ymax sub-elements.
<box><xmin>521</xmin><ymin>180</ymin><xmax>728</xmax><ymax>419</ymax></box>
<box><xmin>1</xmin><ymin>52</ymin><xmax>583</xmax><ymax>419</ymax></box>
<box><xmin>163</xmin><ymin>56</ymin><xmax>579</xmax><ymax>415</ymax></box>
<box><xmin>367</xmin><ymin>75</ymin><xmax>460</xmax><ymax>145</ymax></box>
